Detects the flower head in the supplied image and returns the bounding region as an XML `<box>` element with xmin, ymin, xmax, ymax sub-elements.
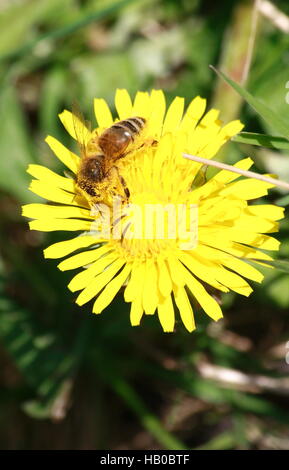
<box><xmin>22</xmin><ymin>89</ymin><xmax>284</xmax><ymax>332</ymax></box>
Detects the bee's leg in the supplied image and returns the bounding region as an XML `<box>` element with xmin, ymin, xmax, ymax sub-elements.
<box><xmin>119</xmin><ymin>174</ymin><xmax>130</xmax><ymax>199</ymax></box>
<box><xmin>113</xmin><ymin>150</ymin><xmax>130</xmax><ymax>161</ymax></box>
<box><xmin>107</xmin><ymin>166</ymin><xmax>130</xmax><ymax>200</ymax></box>
<box><xmin>92</xmin><ymin>202</ymin><xmax>106</xmax><ymax>220</ymax></box>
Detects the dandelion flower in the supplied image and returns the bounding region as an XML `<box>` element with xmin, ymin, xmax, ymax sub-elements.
<box><xmin>22</xmin><ymin>89</ymin><xmax>284</xmax><ymax>332</ymax></box>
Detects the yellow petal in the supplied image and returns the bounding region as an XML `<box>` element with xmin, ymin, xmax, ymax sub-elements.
<box><xmin>222</xmin><ymin>256</ymin><xmax>263</xmax><ymax>283</ymax></box>
<box><xmin>94</xmin><ymin>98</ymin><xmax>113</xmax><ymax>128</ymax></box>
<box><xmin>142</xmin><ymin>259</ymin><xmax>158</xmax><ymax>315</ymax></box>
<box><xmin>58</xmin><ymin>244</ymin><xmax>112</xmax><ymax>271</ymax></box>
<box><xmin>196</xmin><ymin>244</ymin><xmax>263</xmax><ymax>283</ymax></box>
<box><xmin>45</xmin><ymin>136</ymin><xmax>80</xmax><ymax>173</ymax></box>
<box><xmin>207</xmin><ymin>228</ymin><xmax>280</xmax><ymax>251</ymax></box>
<box><xmin>180</xmin><ymin>96</ymin><xmax>206</xmax><ymax>133</ymax></box>
<box><xmin>93</xmin><ymin>264</ymin><xmax>132</xmax><ymax>314</ymax></box>
<box><xmin>200</xmin><ymin>108</ymin><xmax>220</xmax><ymax>126</ymax></box>
<box><xmin>167</xmin><ymin>256</ymin><xmax>186</xmax><ymax>287</ymax></box>
<box><xmin>157</xmin><ymin>257</ymin><xmax>173</xmax><ymax>297</ymax></box>
<box><xmin>182</xmin><ymin>249</ymin><xmax>252</xmax><ymax>296</ymax></box>
<box><xmin>234</xmin><ymin>215</ymin><xmax>278</xmax><ymax>233</ymax></box>
<box><xmin>157</xmin><ymin>295</ymin><xmax>175</xmax><ymax>332</ymax></box>
<box><xmin>115</xmin><ymin>89</ymin><xmax>133</xmax><ymax>120</ymax></box>
<box><xmin>248</xmin><ymin>204</ymin><xmax>285</xmax><ymax>221</ymax></box>
<box><xmin>68</xmin><ymin>252</ymin><xmax>119</xmax><ymax>292</ymax></box>
<box><xmin>189</xmin><ymin>179</ymin><xmax>224</xmax><ymax>204</ymax></box>
<box><xmin>174</xmin><ymin>287</ymin><xmax>195</xmax><ymax>332</ymax></box>
<box><xmin>182</xmin><ymin>266</ymin><xmax>223</xmax><ymax>321</ymax></box>
<box><xmin>198</xmin><ymin>198</ymin><xmax>245</xmax><ymax>225</ymax></box>
<box><xmin>124</xmin><ymin>262</ymin><xmax>145</xmax><ymax>302</ymax></box>
<box><xmin>58</xmin><ymin>110</ymin><xmax>92</xmax><ymax>144</ymax></box>
<box><xmin>212</xmin><ymin>158</ymin><xmax>253</xmax><ymax>184</ymax></box>
<box><xmin>132</xmin><ymin>91</ymin><xmax>150</xmax><ymax>118</ymax></box>
<box><xmin>187</xmin><ymin>109</ymin><xmax>221</xmax><ymax>158</ymax></box>
<box><xmin>162</xmin><ymin>96</ymin><xmax>184</xmax><ymax>135</ymax></box>
<box><xmin>23</xmin><ymin>203</ymin><xmax>92</xmax><ymax>221</ymax></box>
<box><xmin>130</xmin><ymin>297</ymin><xmax>144</xmax><ymax>326</ymax></box>
<box><xmin>153</xmin><ymin>133</ymin><xmax>172</xmax><ymax>188</ymax></box>
<box><xmin>28</xmin><ymin>179</ymin><xmax>77</xmax><ymax>205</ymax></box>
<box><xmin>220</xmin><ymin>178</ymin><xmax>274</xmax><ymax>199</ymax></box>
<box><xmin>214</xmin><ymin>266</ymin><xmax>253</xmax><ymax>296</ymax></box>
<box><xmin>27</xmin><ymin>164</ymin><xmax>75</xmax><ymax>192</ymax></box>
<box><xmin>218</xmin><ymin>119</ymin><xmax>244</xmax><ymax>139</ymax></box>
<box><xmin>200</xmin><ymin>235</ymin><xmax>274</xmax><ymax>262</ymax></box>
<box><xmin>44</xmin><ymin>235</ymin><xmax>99</xmax><ymax>259</ymax></box>
<box><xmin>179</xmin><ymin>252</ymin><xmax>229</xmax><ymax>292</ymax></box>
<box><xmin>76</xmin><ymin>258</ymin><xmax>125</xmax><ymax>306</ymax></box>
<box><xmin>29</xmin><ymin>218</ymin><xmax>92</xmax><ymax>232</ymax></box>
<box><xmin>148</xmin><ymin>89</ymin><xmax>166</xmax><ymax>138</ymax></box>
<box><xmin>202</xmin><ymin>120</ymin><xmax>244</xmax><ymax>159</ymax></box>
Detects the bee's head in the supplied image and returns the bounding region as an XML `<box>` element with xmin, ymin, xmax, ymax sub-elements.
<box><xmin>82</xmin><ymin>156</ymin><xmax>105</xmax><ymax>181</ymax></box>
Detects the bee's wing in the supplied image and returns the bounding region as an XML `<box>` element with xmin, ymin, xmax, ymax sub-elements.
<box><xmin>71</xmin><ymin>102</ymin><xmax>92</xmax><ymax>158</ymax></box>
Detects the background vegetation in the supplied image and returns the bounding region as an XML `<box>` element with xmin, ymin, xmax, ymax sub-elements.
<box><xmin>1</xmin><ymin>0</ymin><xmax>289</xmax><ymax>450</ymax></box>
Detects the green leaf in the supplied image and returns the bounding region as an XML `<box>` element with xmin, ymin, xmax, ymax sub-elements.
<box><xmin>0</xmin><ymin>281</ymin><xmax>90</xmax><ymax>419</ymax></box>
<box><xmin>276</xmin><ymin>194</ymin><xmax>289</xmax><ymax>206</ymax></box>
<box><xmin>266</xmin><ymin>274</ymin><xmax>289</xmax><ymax>308</ymax></box>
<box><xmin>0</xmin><ymin>305</ymin><xmax>73</xmax><ymax>418</ymax></box>
<box><xmin>253</xmin><ymin>259</ymin><xmax>289</xmax><ymax>274</ymax></box>
<box><xmin>72</xmin><ymin>52</ymin><xmax>139</xmax><ymax>110</ymax></box>
<box><xmin>39</xmin><ymin>66</ymin><xmax>69</xmax><ymax>138</ymax></box>
<box><xmin>0</xmin><ymin>0</ymin><xmax>67</xmax><ymax>56</ymax></box>
<box><xmin>142</xmin><ymin>362</ymin><xmax>289</xmax><ymax>424</ymax></box>
<box><xmin>195</xmin><ymin>431</ymin><xmax>236</xmax><ymax>450</ymax></box>
<box><xmin>211</xmin><ymin>66</ymin><xmax>289</xmax><ymax>141</ymax></box>
<box><xmin>250</xmin><ymin>60</ymin><xmax>289</xmax><ymax>137</ymax></box>
<box><xmin>22</xmin><ymin>379</ymin><xmax>73</xmax><ymax>420</ymax></box>
<box><xmin>232</xmin><ymin>132</ymin><xmax>289</xmax><ymax>150</ymax></box>
<box><xmin>101</xmin><ymin>371</ymin><xmax>187</xmax><ymax>450</ymax></box>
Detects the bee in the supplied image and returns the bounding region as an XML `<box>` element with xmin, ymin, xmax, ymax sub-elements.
<box><xmin>74</xmin><ymin>112</ymin><xmax>146</xmax><ymax>204</ymax></box>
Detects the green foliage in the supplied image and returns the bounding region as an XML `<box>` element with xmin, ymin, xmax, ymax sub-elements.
<box><xmin>0</xmin><ymin>86</ymin><xmax>36</xmax><ymax>202</ymax></box>
<box><xmin>211</xmin><ymin>66</ymin><xmax>289</xmax><ymax>140</ymax></box>
<box><xmin>0</xmin><ymin>276</ymin><xmax>75</xmax><ymax>419</ymax></box>
<box><xmin>232</xmin><ymin>132</ymin><xmax>289</xmax><ymax>150</ymax></box>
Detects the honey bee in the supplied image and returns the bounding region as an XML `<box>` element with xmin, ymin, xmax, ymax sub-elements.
<box><xmin>74</xmin><ymin>112</ymin><xmax>146</xmax><ymax>204</ymax></box>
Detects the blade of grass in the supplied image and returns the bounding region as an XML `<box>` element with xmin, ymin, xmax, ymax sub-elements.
<box><xmin>232</xmin><ymin>132</ymin><xmax>289</xmax><ymax>150</ymax></box>
<box><xmin>211</xmin><ymin>65</ymin><xmax>289</xmax><ymax>141</ymax></box>
<box><xmin>0</xmin><ymin>85</ymin><xmax>37</xmax><ymax>202</ymax></box>
<box><xmin>142</xmin><ymin>363</ymin><xmax>289</xmax><ymax>425</ymax></box>
<box><xmin>104</xmin><ymin>373</ymin><xmax>187</xmax><ymax>450</ymax></box>
<box><xmin>194</xmin><ymin>430</ymin><xmax>236</xmax><ymax>450</ymax></box>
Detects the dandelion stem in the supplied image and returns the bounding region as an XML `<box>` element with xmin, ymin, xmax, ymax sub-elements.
<box><xmin>242</xmin><ymin>0</ymin><xmax>260</xmax><ymax>84</ymax></box>
<box><xmin>183</xmin><ymin>153</ymin><xmax>289</xmax><ymax>191</ymax></box>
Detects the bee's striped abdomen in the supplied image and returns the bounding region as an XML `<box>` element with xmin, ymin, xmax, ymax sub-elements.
<box><xmin>111</xmin><ymin>117</ymin><xmax>146</xmax><ymax>140</ymax></box>
<box><xmin>98</xmin><ymin>116</ymin><xmax>146</xmax><ymax>159</ymax></box>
